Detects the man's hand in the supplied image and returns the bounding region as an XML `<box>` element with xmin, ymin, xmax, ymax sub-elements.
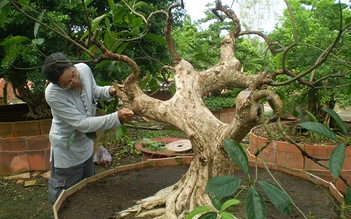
<box><xmin>118</xmin><ymin>108</ymin><xmax>134</xmax><ymax>122</ymax></box>
<box><xmin>109</xmin><ymin>84</ymin><xmax>124</xmax><ymax>96</ymax></box>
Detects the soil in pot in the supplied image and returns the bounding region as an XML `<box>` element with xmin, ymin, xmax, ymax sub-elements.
<box><xmin>58</xmin><ymin>165</ymin><xmax>343</xmax><ymax>219</ymax></box>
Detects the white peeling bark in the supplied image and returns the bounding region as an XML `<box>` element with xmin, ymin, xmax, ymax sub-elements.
<box><xmin>116</xmin><ymin>32</ymin><xmax>277</xmax><ymax>218</ymax></box>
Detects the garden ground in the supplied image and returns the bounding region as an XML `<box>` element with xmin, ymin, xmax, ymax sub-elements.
<box><xmin>1</xmin><ymin>106</ymin><xmax>351</xmax><ymax>218</ymax></box>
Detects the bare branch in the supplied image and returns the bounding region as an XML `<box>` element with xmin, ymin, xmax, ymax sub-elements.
<box><xmin>212</xmin><ymin>1</ymin><xmax>241</xmax><ymax>38</ymax></box>
<box><xmin>81</xmin><ymin>0</ymin><xmax>92</xmax><ymax>48</ymax></box>
<box><xmin>284</xmin><ymin>0</ymin><xmax>298</xmax><ymax>43</ymax></box>
<box><xmin>239</xmin><ymin>31</ymin><xmax>284</xmax><ymax>54</ymax></box>
<box><xmin>91</xmin><ymin>31</ymin><xmax>139</xmax><ymax>83</ymax></box>
<box><xmin>164</xmin><ymin>3</ymin><xmax>183</xmax><ymax>63</ymax></box>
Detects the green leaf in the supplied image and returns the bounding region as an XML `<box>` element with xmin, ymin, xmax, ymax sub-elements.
<box><xmin>298</xmin><ymin>122</ymin><xmax>337</xmax><ymax>141</ymax></box>
<box><xmin>219</xmin><ymin>211</ymin><xmax>236</xmax><ymax>219</ymax></box>
<box><xmin>19</xmin><ymin>0</ymin><xmax>28</xmax><ymax>5</ymax></box>
<box><xmin>345</xmin><ymin>185</ymin><xmax>351</xmax><ymax>205</ymax></box>
<box><xmin>116</xmin><ymin>42</ymin><xmax>130</xmax><ymax>54</ymax></box>
<box><xmin>132</xmin><ymin>17</ymin><xmax>143</xmax><ymax>27</ymax></box>
<box><xmin>134</xmin><ymin>1</ymin><xmax>148</xmax><ymax>9</ymax></box>
<box><xmin>84</xmin><ymin>0</ymin><xmax>93</xmax><ymax>6</ymax></box>
<box><xmin>329</xmin><ymin>143</ymin><xmax>346</xmax><ymax>179</ymax></box>
<box><xmin>333</xmin><ymin>3</ymin><xmax>348</xmax><ymax>9</ymax></box>
<box><xmin>322</xmin><ymin>107</ymin><xmax>347</xmax><ymax>136</ymax></box>
<box><xmin>115</xmin><ymin>126</ymin><xmax>127</xmax><ymax>140</ymax></box>
<box><xmin>139</xmin><ymin>77</ymin><xmax>149</xmax><ymax>90</ymax></box>
<box><xmin>297</xmin><ymin>109</ymin><xmax>307</xmax><ymax>122</ymax></box>
<box><xmin>104</xmin><ymin>30</ymin><xmax>114</xmax><ymax>49</ymax></box>
<box><xmin>246</xmin><ymin>186</ymin><xmax>266</xmax><ymax>219</ymax></box>
<box><xmin>186</xmin><ymin>206</ymin><xmax>214</xmax><ymax>219</ymax></box>
<box><xmin>258</xmin><ymin>180</ymin><xmax>291</xmax><ymax>216</ymax></box>
<box><xmin>220</xmin><ymin>199</ymin><xmax>241</xmax><ymax>211</ymax></box>
<box><xmin>34</xmin><ymin>10</ymin><xmax>45</xmax><ymax>38</ymax></box>
<box><xmin>266</xmin><ymin>62</ymin><xmax>275</xmax><ymax>72</ymax></box>
<box><xmin>0</xmin><ymin>35</ymin><xmax>30</xmax><ymax>47</ymax></box>
<box><xmin>1</xmin><ymin>45</ymin><xmax>24</xmax><ymax>66</ymax></box>
<box><xmin>210</xmin><ymin>197</ymin><xmax>221</xmax><ymax>211</ymax></box>
<box><xmin>199</xmin><ymin>212</ymin><xmax>217</xmax><ymax>219</ymax></box>
<box><xmin>113</xmin><ymin>5</ymin><xmax>126</xmax><ymax>21</ymax></box>
<box><xmin>345</xmin><ymin>17</ymin><xmax>351</xmax><ymax>25</ymax></box>
<box><xmin>32</xmin><ymin>38</ymin><xmax>44</xmax><ymax>45</ymax></box>
<box><xmin>205</xmin><ymin>176</ymin><xmax>241</xmax><ymax>198</ymax></box>
<box><xmin>192</xmin><ymin>53</ymin><xmax>214</xmax><ymax>65</ymax></box>
<box><xmin>85</xmin><ymin>132</ymin><xmax>97</xmax><ymax>140</ymax></box>
<box><xmin>223</xmin><ymin>139</ymin><xmax>249</xmax><ymax>174</ymax></box>
<box><xmin>303</xmin><ymin>110</ymin><xmax>318</xmax><ymax>122</ymax></box>
<box><xmin>92</xmin><ymin>14</ymin><xmax>108</xmax><ymax>29</ymax></box>
<box><xmin>107</xmin><ymin>0</ymin><xmax>114</xmax><ymax>10</ymax></box>
<box><xmin>94</xmin><ymin>60</ymin><xmax>111</xmax><ymax>69</ymax></box>
<box><xmin>149</xmin><ymin>78</ymin><xmax>159</xmax><ymax>93</ymax></box>
<box><xmin>146</xmin><ymin>33</ymin><xmax>167</xmax><ymax>46</ymax></box>
<box><xmin>66</xmin><ymin>132</ymin><xmax>75</xmax><ymax>150</ymax></box>
<box><xmin>0</xmin><ymin>2</ymin><xmax>10</xmax><ymax>28</ymax></box>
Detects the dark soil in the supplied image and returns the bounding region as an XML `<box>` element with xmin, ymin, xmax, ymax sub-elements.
<box><xmin>0</xmin><ymin>103</ymin><xmax>31</xmax><ymax>122</ymax></box>
<box><xmin>59</xmin><ymin>165</ymin><xmax>342</xmax><ymax>219</ymax></box>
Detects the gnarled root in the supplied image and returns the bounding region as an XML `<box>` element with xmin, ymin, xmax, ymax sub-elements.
<box><xmin>115</xmin><ymin>166</ymin><xmax>211</xmax><ymax>219</ymax></box>
<box><xmin>116</xmin><ymin>185</ymin><xmax>172</xmax><ymax>218</ymax></box>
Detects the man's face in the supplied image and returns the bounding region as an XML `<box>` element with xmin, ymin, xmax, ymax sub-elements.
<box><xmin>58</xmin><ymin>67</ymin><xmax>81</xmax><ymax>90</ymax></box>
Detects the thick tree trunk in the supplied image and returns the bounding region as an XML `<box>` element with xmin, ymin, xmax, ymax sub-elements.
<box><xmin>117</xmin><ymin>139</ymin><xmax>236</xmax><ymax>218</ymax></box>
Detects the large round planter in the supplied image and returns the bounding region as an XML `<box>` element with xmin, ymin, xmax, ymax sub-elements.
<box><xmin>248</xmin><ymin>124</ymin><xmax>351</xmax><ymax>193</ymax></box>
<box><xmin>135</xmin><ymin>138</ymin><xmax>193</xmax><ymax>161</ymax></box>
<box><xmin>54</xmin><ymin>157</ymin><xmax>344</xmax><ymax>219</ymax></box>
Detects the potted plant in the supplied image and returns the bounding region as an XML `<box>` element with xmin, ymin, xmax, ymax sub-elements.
<box><xmin>135</xmin><ymin>137</ymin><xmax>193</xmax><ymax>161</ymax></box>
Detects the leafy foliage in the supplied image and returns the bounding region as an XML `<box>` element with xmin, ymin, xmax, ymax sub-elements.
<box><xmin>268</xmin><ymin>1</ymin><xmax>351</xmax><ymax>118</ymax></box>
<box><xmin>0</xmin><ymin>0</ymin><xmax>180</xmax><ymax>116</ymax></box>
<box><xmin>203</xmin><ymin>89</ymin><xmax>241</xmax><ymax>111</ymax></box>
<box><xmin>297</xmin><ymin>107</ymin><xmax>351</xmax><ymax>202</ymax></box>
<box><xmin>141</xmin><ymin>138</ymin><xmax>166</xmax><ymax>151</ymax></box>
<box><xmin>187</xmin><ymin>139</ymin><xmax>292</xmax><ymax>219</ymax></box>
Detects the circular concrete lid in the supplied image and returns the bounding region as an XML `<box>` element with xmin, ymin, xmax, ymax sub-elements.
<box><xmin>165</xmin><ymin>139</ymin><xmax>192</xmax><ymax>152</ymax></box>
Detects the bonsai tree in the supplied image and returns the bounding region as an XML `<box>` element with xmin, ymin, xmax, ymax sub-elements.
<box><xmin>1</xmin><ymin>0</ymin><xmax>351</xmax><ymax>218</ymax></box>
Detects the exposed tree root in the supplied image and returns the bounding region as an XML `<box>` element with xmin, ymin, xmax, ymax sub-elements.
<box><xmin>116</xmin><ymin>165</ymin><xmax>211</xmax><ymax>219</ymax></box>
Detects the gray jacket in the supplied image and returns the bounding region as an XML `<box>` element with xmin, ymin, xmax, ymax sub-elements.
<box><xmin>45</xmin><ymin>63</ymin><xmax>122</xmax><ymax>168</ymax></box>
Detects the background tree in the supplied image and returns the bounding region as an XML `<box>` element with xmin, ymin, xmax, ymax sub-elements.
<box><xmin>1</xmin><ymin>0</ymin><xmax>351</xmax><ymax>218</ymax></box>
<box><xmin>266</xmin><ymin>0</ymin><xmax>351</xmax><ymax>121</ymax></box>
<box><xmin>0</xmin><ymin>0</ymin><xmax>99</xmax><ymax>118</ymax></box>
<box><xmin>0</xmin><ymin>0</ymin><xmax>179</xmax><ymax>118</ymax></box>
